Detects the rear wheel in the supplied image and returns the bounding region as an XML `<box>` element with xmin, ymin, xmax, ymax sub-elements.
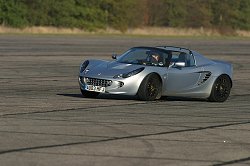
<box><xmin>80</xmin><ymin>89</ymin><xmax>100</xmax><ymax>98</ymax></box>
<box><xmin>208</xmin><ymin>75</ymin><xmax>231</xmax><ymax>102</ymax></box>
<box><xmin>137</xmin><ymin>73</ymin><xmax>162</xmax><ymax>101</ymax></box>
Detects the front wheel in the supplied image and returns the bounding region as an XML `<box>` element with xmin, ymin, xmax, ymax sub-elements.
<box><xmin>208</xmin><ymin>75</ymin><xmax>232</xmax><ymax>102</ymax></box>
<box><xmin>80</xmin><ymin>89</ymin><xmax>100</xmax><ymax>98</ymax></box>
<box><xmin>137</xmin><ymin>73</ymin><xmax>162</xmax><ymax>101</ymax></box>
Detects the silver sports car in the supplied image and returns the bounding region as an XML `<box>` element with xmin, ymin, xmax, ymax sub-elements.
<box><xmin>79</xmin><ymin>46</ymin><xmax>232</xmax><ymax>102</ymax></box>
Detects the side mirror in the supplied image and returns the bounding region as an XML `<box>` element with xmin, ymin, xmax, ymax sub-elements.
<box><xmin>112</xmin><ymin>54</ymin><xmax>117</xmax><ymax>59</ymax></box>
<box><xmin>175</xmin><ymin>62</ymin><xmax>185</xmax><ymax>67</ymax></box>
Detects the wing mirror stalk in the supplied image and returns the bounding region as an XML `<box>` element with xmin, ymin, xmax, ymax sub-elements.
<box><xmin>112</xmin><ymin>54</ymin><xmax>117</xmax><ymax>59</ymax></box>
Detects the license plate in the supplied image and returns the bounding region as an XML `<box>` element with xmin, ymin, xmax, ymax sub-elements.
<box><xmin>85</xmin><ymin>85</ymin><xmax>105</xmax><ymax>93</ymax></box>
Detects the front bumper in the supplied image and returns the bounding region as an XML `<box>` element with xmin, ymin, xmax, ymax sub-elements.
<box><xmin>78</xmin><ymin>76</ymin><xmax>141</xmax><ymax>95</ymax></box>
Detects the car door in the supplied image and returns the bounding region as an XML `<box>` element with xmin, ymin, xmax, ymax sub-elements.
<box><xmin>164</xmin><ymin>52</ymin><xmax>201</xmax><ymax>95</ymax></box>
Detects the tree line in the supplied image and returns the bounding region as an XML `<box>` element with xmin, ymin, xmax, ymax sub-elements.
<box><xmin>0</xmin><ymin>0</ymin><xmax>250</xmax><ymax>32</ymax></box>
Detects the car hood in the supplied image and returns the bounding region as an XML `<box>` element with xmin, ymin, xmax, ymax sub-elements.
<box><xmin>86</xmin><ymin>60</ymin><xmax>142</xmax><ymax>78</ymax></box>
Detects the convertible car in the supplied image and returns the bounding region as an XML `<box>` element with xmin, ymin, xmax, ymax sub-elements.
<box><xmin>79</xmin><ymin>46</ymin><xmax>232</xmax><ymax>102</ymax></box>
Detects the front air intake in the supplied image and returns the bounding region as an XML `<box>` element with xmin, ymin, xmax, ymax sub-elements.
<box><xmin>83</xmin><ymin>77</ymin><xmax>112</xmax><ymax>87</ymax></box>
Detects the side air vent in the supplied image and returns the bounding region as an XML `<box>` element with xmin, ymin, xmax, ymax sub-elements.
<box><xmin>198</xmin><ymin>72</ymin><xmax>212</xmax><ymax>85</ymax></box>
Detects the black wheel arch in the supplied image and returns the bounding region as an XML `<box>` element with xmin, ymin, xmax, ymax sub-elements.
<box><xmin>152</xmin><ymin>72</ymin><xmax>163</xmax><ymax>85</ymax></box>
<box><xmin>139</xmin><ymin>72</ymin><xmax>163</xmax><ymax>89</ymax></box>
<box><xmin>208</xmin><ymin>74</ymin><xmax>232</xmax><ymax>102</ymax></box>
<box><xmin>220</xmin><ymin>74</ymin><xmax>233</xmax><ymax>88</ymax></box>
<box><xmin>137</xmin><ymin>72</ymin><xmax>163</xmax><ymax>101</ymax></box>
<box><xmin>211</xmin><ymin>73</ymin><xmax>232</xmax><ymax>88</ymax></box>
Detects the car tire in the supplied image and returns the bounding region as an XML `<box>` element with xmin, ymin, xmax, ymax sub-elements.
<box><xmin>137</xmin><ymin>73</ymin><xmax>162</xmax><ymax>101</ymax></box>
<box><xmin>80</xmin><ymin>89</ymin><xmax>100</xmax><ymax>98</ymax></box>
<box><xmin>208</xmin><ymin>75</ymin><xmax>232</xmax><ymax>102</ymax></box>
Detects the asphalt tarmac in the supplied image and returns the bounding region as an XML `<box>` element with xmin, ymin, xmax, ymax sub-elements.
<box><xmin>0</xmin><ymin>35</ymin><xmax>250</xmax><ymax>166</ymax></box>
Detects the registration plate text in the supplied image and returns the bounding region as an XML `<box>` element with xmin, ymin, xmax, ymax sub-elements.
<box><xmin>85</xmin><ymin>85</ymin><xmax>105</xmax><ymax>93</ymax></box>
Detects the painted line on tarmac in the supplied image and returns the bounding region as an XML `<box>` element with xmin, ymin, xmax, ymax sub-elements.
<box><xmin>0</xmin><ymin>102</ymin><xmax>146</xmax><ymax>117</ymax></box>
<box><xmin>0</xmin><ymin>120</ymin><xmax>249</xmax><ymax>155</ymax></box>
<box><xmin>213</xmin><ymin>156</ymin><xmax>250</xmax><ymax>166</ymax></box>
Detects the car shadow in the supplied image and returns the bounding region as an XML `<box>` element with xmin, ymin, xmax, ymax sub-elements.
<box><xmin>57</xmin><ymin>93</ymin><xmax>138</xmax><ymax>100</ymax></box>
<box><xmin>160</xmin><ymin>96</ymin><xmax>207</xmax><ymax>102</ymax></box>
<box><xmin>57</xmin><ymin>93</ymin><xmax>83</xmax><ymax>98</ymax></box>
<box><xmin>57</xmin><ymin>93</ymin><xmax>207</xmax><ymax>102</ymax></box>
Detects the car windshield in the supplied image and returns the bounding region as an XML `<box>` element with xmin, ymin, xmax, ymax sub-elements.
<box><xmin>117</xmin><ymin>48</ymin><xmax>170</xmax><ymax>67</ymax></box>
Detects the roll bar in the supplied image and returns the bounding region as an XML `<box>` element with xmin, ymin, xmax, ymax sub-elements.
<box><xmin>156</xmin><ymin>46</ymin><xmax>193</xmax><ymax>55</ymax></box>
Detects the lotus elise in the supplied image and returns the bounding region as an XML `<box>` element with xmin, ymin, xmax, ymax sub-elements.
<box><xmin>79</xmin><ymin>46</ymin><xmax>232</xmax><ymax>102</ymax></box>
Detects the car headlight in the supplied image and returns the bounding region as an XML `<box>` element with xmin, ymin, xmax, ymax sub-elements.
<box><xmin>114</xmin><ymin>67</ymin><xmax>145</xmax><ymax>78</ymax></box>
<box><xmin>80</xmin><ymin>60</ymin><xmax>89</xmax><ymax>73</ymax></box>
